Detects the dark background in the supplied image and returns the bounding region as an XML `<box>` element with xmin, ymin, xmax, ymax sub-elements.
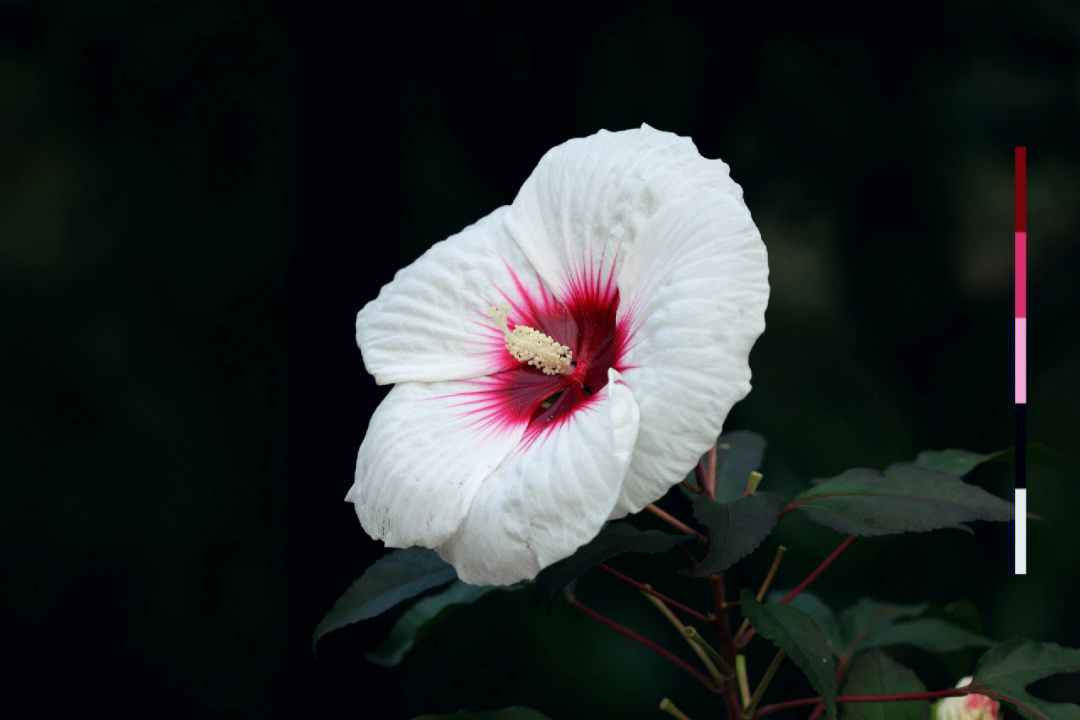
<box><xmin>4</xmin><ymin>1</ymin><xmax>1079</xmax><ymax>718</ymax></box>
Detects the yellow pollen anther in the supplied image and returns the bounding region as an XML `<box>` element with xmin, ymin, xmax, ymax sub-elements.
<box><xmin>487</xmin><ymin>303</ymin><xmax>573</xmax><ymax>376</ymax></box>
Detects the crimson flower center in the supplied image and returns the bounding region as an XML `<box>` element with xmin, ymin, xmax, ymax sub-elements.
<box><xmin>480</xmin><ymin>280</ymin><xmax>632</xmax><ymax>442</ymax></box>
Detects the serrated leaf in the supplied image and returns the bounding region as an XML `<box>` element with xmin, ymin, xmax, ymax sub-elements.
<box><xmin>766</xmin><ymin>590</ymin><xmax>844</xmax><ymax>652</ymax></box>
<box><xmin>313</xmin><ymin>547</ymin><xmax>457</xmax><ymax>652</ymax></box>
<box><xmin>715</xmin><ymin>431</ymin><xmax>767</xmax><ymax>501</ymax></box>
<box><xmin>910</xmin><ymin>449</ymin><xmax>997</xmax><ymax>476</ymax></box>
<box><xmin>840</xmin><ymin>650</ymin><xmax>928</xmax><ymax>720</ymax></box>
<box><xmin>967</xmin><ymin>638</ymin><xmax>1080</xmax><ymax>720</ymax></box>
<box><xmin>410</xmin><ymin>708</ymin><xmax>551</xmax><ymax>720</ymax></box>
<box><xmin>838</xmin><ymin>599</ymin><xmax>928</xmax><ymax>649</ymax></box>
<box><xmin>534</xmin><ymin>522</ymin><xmax>690</xmax><ymax>603</ymax></box>
<box><xmin>859</xmin><ymin>618</ymin><xmax>995</xmax><ymax>653</ymax></box>
<box><xmin>741</xmin><ymin>590</ymin><xmax>837</xmax><ymax>720</ymax></box>
<box><xmin>368</xmin><ymin>581</ymin><xmax>507</xmax><ymax>666</ymax></box>
<box><xmin>912</xmin><ymin>444</ymin><xmax>1080</xmax><ymax>476</ymax></box>
<box><xmin>837</xmin><ymin>598</ymin><xmax>993</xmax><ymax>658</ymax></box>
<box><xmin>789</xmin><ymin>464</ymin><xmax>1012</xmax><ymax>536</ymax></box>
<box><xmin>689</xmin><ymin>492</ymin><xmax>779</xmax><ymax>576</ymax></box>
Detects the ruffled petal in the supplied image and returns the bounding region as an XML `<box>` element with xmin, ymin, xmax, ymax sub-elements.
<box><xmin>347</xmin><ymin>379</ymin><xmax>527</xmax><ymax>548</ymax></box>
<box><xmin>610</xmin><ymin>189</ymin><xmax>768</xmax><ymax>517</ymax></box>
<box><xmin>356</xmin><ymin>206</ymin><xmax>561</xmax><ymax>384</ymax></box>
<box><xmin>438</xmin><ymin>369</ymin><xmax>640</xmax><ymax>585</ymax></box>
<box><xmin>505</xmin><ymin>125</ymin><xmax>741</xmax><ymax>303</ymax></box>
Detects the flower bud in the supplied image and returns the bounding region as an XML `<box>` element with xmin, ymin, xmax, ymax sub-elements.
<box><xmin>932</xmin><ymin>677</ymin><xmax>1001</xmax><ymax>720</ymax></box>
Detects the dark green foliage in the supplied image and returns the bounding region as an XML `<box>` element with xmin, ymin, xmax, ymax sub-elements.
<box><xmin>765</xmin><ymin>591</ymin><xmax>844</xmax><ymax>653</ymax></box>
<box><xmin>534</xmin><ymin>522</ymin><xmax>690</xmax><ymax>603</ymax></box>
<box><xmin>789</xmin><ymin>464</ymin><xmax>1012</xmax><ymax>536</ymax></box>
<box><xmin>740</xmin><ymin>590</ymin><xmax>838</xmax><ymax>720</ymax></box>
<box><xmin>911</xmin><ymin>445</ymin><xmax>1080</xmax><ymax>477</ymax></box>
<box><xmin>840</xmin><ymin>650</ymin><xmax>929</xmax><ymax>720</ymax></box>
<box><xmin>968</xmin><ymin>639</ymin><xmax>1080</xmax><ymax>720</ymax></box>
<box><xmin>368</xmin><ymin>582</ymin><xmax>509</xmax><ymax>666</ymax></box>
<box><xmin>689</xmin><ymin>492</ymin><xmax>779</xmax><ymax>575</ymax></box>
<box><xmin>715</xmin><ymin>431</ymin><xmax>767</xmax><ymax>501</ymax></box>
<box><xmin>837</xmin><ymin>598</ymin><xmax>994</xmax><ymax>656</ymax></box>
<box><xmin>313</xmin><ymin>548</ymin><xmax>457</xmax><ymax>652</ymax></box>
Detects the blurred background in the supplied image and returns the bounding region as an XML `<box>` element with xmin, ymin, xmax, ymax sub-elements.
<box><xmin>3</xmin><ymin>1</ymin><xmax>1079</xmax><ymax>718</ymax></box>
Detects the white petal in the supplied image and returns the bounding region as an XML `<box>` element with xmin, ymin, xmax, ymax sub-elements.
<box><xmin>505</xmin><ymin>125</ymin><xmax>741</xmax><ymax>301</ymax></box>
<box><xmin>438</xmin><ymin>369</ymin><xmax>640</xmax><ymax>585</ymax></box>
<box><xmin>610</xmin><ymin>190</ymin><xmax>769</xmax><ymax>517</ymax></box>
<box><xmin>356</xmin><ymin>205</ymin><xmax>557</xmax><ymax>384</ymax></box>
<box><xmin>347</xmin><ymin>379</ymin><xmax>527</xmax><ymax>548</ymax></box>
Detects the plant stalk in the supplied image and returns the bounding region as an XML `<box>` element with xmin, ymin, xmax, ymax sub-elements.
<box><xmin>646</xmin><ymin>503</ymin><xmax>708</xmax><ymax>543</ymax></box>
<box><xmin>641</xmin><ymin>592</ymin><xmax>726</xmax><ymax>686</ymax></box>
<box><xmin>709</xmin><ymin>573</ymin><xmax>743</xmax><ymax>719</ymax></box>
<box><xmin>598</xmin><ymin>564</ymin><xmax>712</xmax><ymax>622</ymax></box>
<box><xmin>744</xmin><ymin>651</ymin><xmax>785</xmax><ymax>717</ymax></box>
<box><xmin>741</xmin><ymin>536</ymin><xmax>856</xmax><ymax>646</ymax></box>
<box><xmin>564</xmin><ymin>591</ymin><xmax>719</xmax><ymax>692</ymax></box>
<box><xmin>660</xmin><ymin>698</ymin><xmax>695</xmax><ymax>720</ymax></box>
<box><xmin>753</xmin><ymin>689</ymin><xmax>966</xmax><ymax>718</ymax></box>
<box><xmin>735</xmin><ymin>655</ymin><xmax>751</xmax><ymax>708</ymax></box>
<box><xmin>734</xmin><ymin>546</ymin><xmax>787</xmax><ymax>644</ymax></box>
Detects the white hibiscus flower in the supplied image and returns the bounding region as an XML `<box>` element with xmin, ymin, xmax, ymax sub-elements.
<box><xmin>346</xmin><ymin>125</ymin><xmax>769</xmax><ymax>585</ymax></box>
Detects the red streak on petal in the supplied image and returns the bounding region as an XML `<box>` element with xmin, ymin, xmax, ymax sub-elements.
<box><xmin>438</xmin><ymin>261</ymin><xmax>633</xmax><ymax>445</ymax></box>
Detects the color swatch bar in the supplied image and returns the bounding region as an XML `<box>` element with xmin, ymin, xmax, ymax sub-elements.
<box><xmin>1014</xmin><ymin>146</ymin><xmax>1027</xmax><ymax>576</ymax></box>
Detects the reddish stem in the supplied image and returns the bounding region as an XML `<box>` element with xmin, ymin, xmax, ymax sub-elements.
<box><xmin>755</xmin><ymin>689</ymin><xmax>965</xmax><ymax>718</ymax></box>
<box><xmin>741</xmin><ymin>536</ymin><xmax>857</xmax><ymax>646</ymax></box>
<box><xmin>565</xmin><ymin>593</ymin><xmax>718</xmax><ymax>692</ymax></box>
<box><xmin>596</xmin><ymin>563</ymin><xmax>712</xmax><ymax>623</ymax></box>
<box><xmin>677</xmin><ymin>542</ymin><xmax>702</xmax><ymax>567</ymax></box>
<box><xmin>646</xmin><ymin>503</ymin><xmax>707</xmax><ymax>543</ymax></box>
<box><xmin>704</xmin><ymin>443</ymin><xmax>718</xmax><ymax>498</ymax></box>
<box><xmin>807</xmin><ymin>605</ymin><xmax>898</xmax><ymax>720</ymax></box>
<box><xmin>710</xmin><ymin>574</ymin><xmax>743</xmax><ymax>720</ymax></box>
<box><xmin>698</xmin><ymin>440</ymin><xmax>743</xmax><ymax>719</ymax></box>
<box><xmin>836</xmin><ymin>606</ymin><xmax>893</xmax><ymax>675</ymax></box>
<box><xmin>780</xmin><ymin>536</ymin><xmax>856</xmax><ymax>605</ymax></box>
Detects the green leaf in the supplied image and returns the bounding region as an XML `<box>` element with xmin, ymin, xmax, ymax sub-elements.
<box><xmin>789</xmin><ymin>464</ymin><xmax>1012</xmax><ymax>536</ymax></box>
<box><xmin>838</xmin><ymin>598</ymin><xmax>928</xmax><ymax>650</ymax></box>
<box><xmin>740</xmin><ymin>590</ymin><xmax>838</xmax><ymax>720</ymax></box>
<box><xmin>859</xmin><ymin>618</ymin><xmax>995</xmax><ymax>654</ymax></box>
<box><xmin>534</xmin><ymin>522</ymin><xmax>690</xmax><ymax>603</ymax></box>
<box><xmin>910</xmin><ymin>449</ymin><xmax>997</xmax><ymax>476</ymax></box>
<box><xmin>840</xmin><ymin>650</ymin><xmax>929</xmax><ymax>720</ymax></box>
<box><xmin>313</xmin><ymin>547</ymin><xmax>457</xmax><ymax>652</ymax></box>
<box><xmin>837</xmin><ymin>598</ymin><xmax>993</xmax><ymax>657</ymax></box>
<box><xmin>766</xmin><ymin>591</ymin><xmax>844</xmax><ymax>652</ymax></box>
<box><xmin>410</xmin><ymin>708</ymin><xmax>552</xmax><ymax>720</ymax></box>
<box><xmin>912</xmin><ymin>443</ymin><xmax>1080</xmax><ymax>476</ymax></box>
<box><xmin>368</xmin><ymin>581</ymin><xmax>508</xmax><ymax>666</ymax></box>
<box><xmin>968</xmin><ymin>638</ymin><xmax>1080</xmax><ymax>720</ymax></box>
<box><xmin>689</xmin><ymin>492</ymin><xmax>779</xmax><ymax>576</ymax></box>
<box><xmin>715</xmin><ymin>431</ymin><xmax>767</xmax><ymax>501</ymax></box>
